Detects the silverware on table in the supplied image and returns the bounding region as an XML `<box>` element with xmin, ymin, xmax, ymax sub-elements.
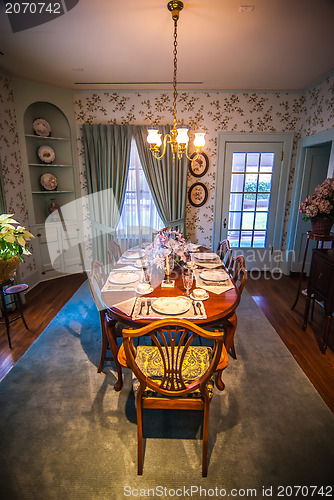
<box><xmin>146</xmin><ymin>299</ymin><xmax>151</xmax><ymax>315</ymax></box>
<box><xmin>139</xmin><ymin>300</ymin><xmax>145</xmax><ymax>316</ymax></box>
<box><xmin>192</xmin><ymin>301</ymin><xmax>198</xmax><ymax>315</ymax></box>
<box><xmin>196</xmin><ymin>301</ymin><xmax>203</xmax><ymax>314</ymax></box>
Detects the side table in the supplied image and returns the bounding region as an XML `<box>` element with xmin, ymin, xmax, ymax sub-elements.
<box><xmin>291</xmin><ymin>231</ymin><xmax>334</xmax><ymax>310</ymax></box>
<box><xmin>302</xmin><ymin>249</ymin><xmax>334</xmax><ymax>353</ymax></box>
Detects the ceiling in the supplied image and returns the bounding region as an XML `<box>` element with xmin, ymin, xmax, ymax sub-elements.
<box><xmin>1</xmin><ymin>0</ymin><xmax>334</xmax><ymax>92</ymax></box>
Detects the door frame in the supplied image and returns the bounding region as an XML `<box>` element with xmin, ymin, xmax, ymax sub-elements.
<box><xmin>213</xmin><ymin>132</ymin><xmax>294</xmax><ymax>260</ymax></box>
<box><xmin>284</xmin><ymin>128</ymin><xmax>334</xmax><ymax>274</ymax></box>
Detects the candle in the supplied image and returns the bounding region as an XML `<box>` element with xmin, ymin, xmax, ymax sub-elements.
<box><xmin>166</xmin><ymin>255</ymin><xmax>170</xmax><ymax>275</ymax></box>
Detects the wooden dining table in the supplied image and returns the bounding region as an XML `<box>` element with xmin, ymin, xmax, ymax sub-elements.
<box><xmin>101</xmin><ymin>246</ymin><xmax>240</xmax><ymax>354</ymax></box>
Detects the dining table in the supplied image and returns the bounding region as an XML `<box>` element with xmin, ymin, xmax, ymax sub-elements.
<box><xmin>100</xmin><ymin>244</ymin><xmax>240</xmax><ymax>354</ymax></box>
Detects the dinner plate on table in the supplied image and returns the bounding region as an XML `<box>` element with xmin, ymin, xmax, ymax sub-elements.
<box><xmin>194</xmin><ymin>252</ymin><xmax>218</xmax><ymax>261</ymax></box>
<box><xmin>151</xmin><ymin>297</ymin><xmax>190</xmax><ymax>315</ymax></box>
<box><xmin>199</xmin><ymin>269</ymin><xmax>229</xmax><ymax>282</ymax></box>
<box><xmin>108</xmin><ymin>272</ymin><xmax>139</xmax><ymax>285</ymax></box>
<box><xmin>122</xmin><ymin>249</ymin><xmax>145</xmax><ymax>260</ymax></box>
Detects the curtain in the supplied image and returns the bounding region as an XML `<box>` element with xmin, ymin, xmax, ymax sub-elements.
<box><xmin>0</xmin><ymin>157</ymin><xmax>7</xmax><ymax>214</ymax></box>
<box><xmin>115</xmin><ymin>138</ymin><xmax>164</xmax><ymax>249</ymax></box>
<box><xmin>82</xmin><ymin>124</ymin><xmax>132</xmax><ymax>264</ymax></box>
<box><xmin>133</xmin><ymin>125</ymin><xmax>187</xmax><ymax>236</ymax></box>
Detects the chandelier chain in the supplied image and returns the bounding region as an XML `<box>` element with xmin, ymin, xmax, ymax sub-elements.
<box><xmin>173</xmin><ymin>18</ymin><xmax>178</xmax><ymax>124</ymax></box>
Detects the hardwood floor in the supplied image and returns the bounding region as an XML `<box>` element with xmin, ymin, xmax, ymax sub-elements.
<box><xmin>1</xmin><ymin>272</ymin><xmax>333</xmax><ymax>412</ymax></box>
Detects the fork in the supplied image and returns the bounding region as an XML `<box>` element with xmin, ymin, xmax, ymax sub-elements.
<box><xmin>146</xmin><ymin>299</ymin><xmax>151</xmax><ymax>315</ymax></box>
<box><xmin>192</xmin><ymin>301</ymin><xmax>198</xmax><ymax>315</ymax></box>
<box><xmin>139</xmin><ymin>299</ymin><xmax>145</xmax><ymax>316</ymax></box>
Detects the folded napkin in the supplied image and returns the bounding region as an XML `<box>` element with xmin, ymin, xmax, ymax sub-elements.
<box><xmin>101</xmin><ymin>269</ymin><xmax>144</xmax><ymax>292</ymax></box>
<box><xmin>194</xmin><ymin>269</ymin><xmax>234</xmax><ymax>295</ymax></box>
<box><xmin>132</xmin><ymin>296</ymin><xmax>207</xmax><ymax>321</ymax></box>
<box><xmin>111</xmin><ymin>297</ymin><xmax>136</xmax><ymax>316</ymax></box>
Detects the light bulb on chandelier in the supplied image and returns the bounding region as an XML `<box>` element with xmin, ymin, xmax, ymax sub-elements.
<box><xmin>147</xmin><ymin>1</ymin><xmax>205</xmax><ymax>161</ymax></box>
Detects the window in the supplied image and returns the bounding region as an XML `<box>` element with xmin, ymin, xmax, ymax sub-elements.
<box><xmin>116</xmin><ymin>139</ymin><xmax>164</xmax><ymax>246</ymax></box>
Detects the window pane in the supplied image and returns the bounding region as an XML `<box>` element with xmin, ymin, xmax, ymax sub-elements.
<box><xmin>243</xmin><ymin>193</ymin><xmax>256</xmax><ymax>211</ymax></box>
<box><xmin>229</xmin><ymin>212</ymin><xmax>241</xmax><ymax>230</ymax></box>
<box><xmin>228</xmin><ymin>230</ymin><xmax>240</xmax><ymax>247</ymax></box>
<box><xmin>256</xmin><ymin>193</ymin><xmax>270</xmax><ymax>211</ymax></box>
<box><xmin>246</xmin><ymin>153</ymin><xmax>260</xmax><ymax>172</ymax></box>
<box><xmin>231</xmin><ymin>173</ymin><xmax>244</xmax><ymax>192</ymax></box>
<box><xmin>240</xmin><ymin>231</ymin><xmax>252</xmax><ymax>247</ymax></box>
<box><xmin>255</xmin><ymin>212</ymin><xmax>268</xmax><ymax>229</ymax></box>
<box><xmin>260</xmin><ymin>153</ymin><xmax>274</xmax><ymax>172</ymax></box>
<box><xmin>253</xmin><ymin>231</ymin><xmax>266</xmax><ymax>247</ymax></box>
<box><xmin>232</xmin><ymin>153</ymin><xmax>246</xmax><ymax>172</ymax></box>
<box><xmin>242</xmin><ymin>212</ymin><xmax>255</xmax><ymax>229</ymax></box>
<box><xmin>229</xmin><ymin>193</ymin><xmax>243</xmax><ymax>211</ymax></box>
<box><xmin>245</xmin><ymin>174</ymin><xmax>258</xmax><ymax>192</ymax></box>
<box><xmin>258</xmin><ymin>174</ymin><xmax>272</xmax><ymax>192</ymax></box>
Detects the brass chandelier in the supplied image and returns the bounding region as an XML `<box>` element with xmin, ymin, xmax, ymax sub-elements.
<box><xmin>147</xmin><ymin>1</ymin><xmax>205</xmax><ymax>161</ymax></box>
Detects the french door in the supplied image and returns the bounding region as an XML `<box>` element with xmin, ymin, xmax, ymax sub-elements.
<box><xmin>213</xmin><ymin>133</ymin><xmax>293</xmax><ymax>271</ymax></box>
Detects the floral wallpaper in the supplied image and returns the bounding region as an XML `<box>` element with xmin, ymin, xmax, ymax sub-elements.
<box><xmin>0</xmin><ymin>71</ymin><xmax>36</xmax><ymax>278</ymax></box>
<box><xmin>73</xmin><ymin>72</ymin><xmax>334</xmax><ymax>247</ymax></box>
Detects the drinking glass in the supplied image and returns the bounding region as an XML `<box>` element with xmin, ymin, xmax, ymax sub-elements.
<box><xmin>182</xmin><ymin>268</ymin><xmax>193</xmax><ymax>295</ymax></box>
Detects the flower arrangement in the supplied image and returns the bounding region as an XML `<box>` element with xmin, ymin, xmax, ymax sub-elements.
<box><xmin>299</xmin><ymin>178</ymin><xmax>334</xmax><ymax>222</ymax></box>
<box><xmin>147</xmin><ymin>228</ymin><xmax>191</xmax><ymax>270</ymax></box>
<box><xmin>0</xmin><ymin>214</ymin><xmax>34</xmax><ymax>262</ymax></box>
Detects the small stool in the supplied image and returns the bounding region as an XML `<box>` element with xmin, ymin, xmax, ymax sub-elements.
<box><xmin>0</xmin><ymin>280</ymin><xmax>29</xmax><ymax>349</ymax></box>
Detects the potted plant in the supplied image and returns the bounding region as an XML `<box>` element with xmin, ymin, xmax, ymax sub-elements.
<box><xmin>0</xmin><ymin>214</ymin><xmax>34</xmax><ymax>282</ymax></box>
<box><xmin>299</xmin><ymin>178</ymin><xmax>334</xmax><ymax>235</ymax></box>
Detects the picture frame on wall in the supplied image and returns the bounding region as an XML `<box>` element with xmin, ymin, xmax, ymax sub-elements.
<box><xmin>188</xmin><ymin>152</ymin><xmax>209</xmax><ymax>177</ymax></box>
<box><xmin>188</xmin><ymin>182</ymin><xmax>208</xmax><ymax>207</ymax></box>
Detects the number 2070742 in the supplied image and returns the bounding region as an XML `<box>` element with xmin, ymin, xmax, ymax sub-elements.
<box><xmin>5</xmin><ymin>3</ymin><xmax>61</xmax><ymax>14</ymax></box>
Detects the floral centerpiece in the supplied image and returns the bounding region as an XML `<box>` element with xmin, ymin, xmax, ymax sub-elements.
<box><xmin>299</xmin><ymin>178</ymin><xmax>334</xmax><ymax>235</ymax></box>
<box><xmin>0</xmin><ymin>214</ymin><xmax>34</xmax><ymax>282</ymax></box>
<box><xmin>146</xmin><ymin>228</ymin><xmax>192</xmax><ymax>271</ymax></box>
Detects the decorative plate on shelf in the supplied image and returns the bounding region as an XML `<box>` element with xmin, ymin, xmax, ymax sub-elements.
<box><xmin>38</xmin><ymin>145</ymin><xmax>55</xmax><ymax>164</ymax></box>
<box><xmin>40</xmin><ymin>173</ymin><xmax>58</xmax><ymax>191</ymax></box>
<box><xmin>33</xmin><ymin>118</ymin><xmax>51</xmax><ymax>137</ymax></box>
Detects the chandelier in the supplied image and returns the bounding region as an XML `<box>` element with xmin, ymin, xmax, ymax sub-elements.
<box><xmin>147</xmin><ymin>1</ymin><xmax>205</xmax><ymax>161</ymax></box>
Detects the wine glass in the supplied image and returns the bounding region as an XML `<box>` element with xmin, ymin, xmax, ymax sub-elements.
<box><xmin>182</xmin><ymin>268</ymin><xmax>193</xmax><ymax>295</ymax></box>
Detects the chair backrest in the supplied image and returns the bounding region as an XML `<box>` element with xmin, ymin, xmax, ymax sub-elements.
<box><xmin>217</xmin><ymin>239</ymin><xmax>232</xmax><ymax>268</ymax></box>
<box><xmin>108</xmin><ymin>239</ymin><xmax>121</xmax><ymax>265</ymax></box>
<box><xmin>89</xmin><ymin>260</ymin><xmax>107</xmax><ymax>312</ymax></box>
<box><xmin>122</xmin><ymin>319</ymin><xmax>225</xmax><ymax>398</ymax></box>
<box><xmin>230</xmin><ymin>255</ymin><xmax>246</xmax><ymax>295</ymax></box>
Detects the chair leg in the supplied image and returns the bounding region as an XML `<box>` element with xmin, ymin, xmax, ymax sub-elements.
<box><xmin>16</xmin><ymin>294</ymin><xmax>29</xmax><ymax>330</ymax></box>
<box><xmin>215</xmin><ymin>370</ymin><xmax>225</xmax><ymax>391</ymax></box>
<box><xmin>202</xmin><ymin>401</ymin><xmax>210</xmax><ymax>477</ymax></box>
<box><xmin>105</xmin><ymin>318</ymin><xmax>123</xmax><ymax>392</ymax></box>
<box><xmin>136</xmin><ymin>397</ymin><xmax>143</xmax><ymax>475</ymax></box>
<box><xmin>0</xmin><ymin>287</ymin><xmax>12</xmax><ymax>349</ymax></box>
<box><xmin>224</xmin><ymin>314</ymin><xmax>237</xmax><ymax>359</ymax></box>
<box><xmin>228</xmin><ymin>340</ymin><xmax>237</xmax><ymax>359</ymax></box>
<box><xmin>98</xmin><ymin>312</ymin><xmax>109</xmax><ymax>373</ymax></box>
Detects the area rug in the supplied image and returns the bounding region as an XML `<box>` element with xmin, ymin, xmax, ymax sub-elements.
<box><xmin>0</xmin><ymin>280</ymin><xmax>333</xmax><ymax>500</ymax></box>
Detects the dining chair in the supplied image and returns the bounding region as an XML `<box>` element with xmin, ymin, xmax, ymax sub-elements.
<box><xmin>224</xmin><ymin>255</ymin><xmax>247</xmax><ymax>357</ymax></box>
<box><xmin>217</xmin><ymin>239</ymin><xmax>232</xmax><ymax>269</ymax></box>
<box><xmin>89</xmin><ymin>260</ymin><xmax>123</xmax><ymax>391</ymax></box>
<box><xmin>108</xmin><ymin>239</ymin><xmax>122</xmax><ymax>266</ymax></box>
<box><xmin>118</xmin><ymin>318</ymin><xmax>228</xmax><ymax>477</ymax></box>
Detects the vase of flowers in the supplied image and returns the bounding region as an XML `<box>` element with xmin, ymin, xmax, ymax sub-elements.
<box><xmin>299</xmin><ymin>178</ymin><xmax>334</xmax><ymax>236</ymax></box>
<box><xmin>0</xmin><ymin>214</ymin><xmax>34</xmax><ymax>282</ymax></box>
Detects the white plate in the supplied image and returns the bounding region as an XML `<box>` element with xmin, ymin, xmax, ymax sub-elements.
<box><xmin>190</xmin><ymin>292</ymin><xmax>209</xmax><ymax>301</ymax></box>
<box><xmin>38</xmin><ymin>145</ymin><xmax>55</xmax><ymax>163</ymax></box>
<box><xmin>33</xmin><ymin>118</ymin><xmax>51</xmax><ymax>137</ymax></box>
<box><xmin>152</xmin><ymin>297</ymin><xmax>190</xmax><ymax>315</ymax></box>
<box><xmin>194</xmin><ymin>252</ymin><xmax>218</xmax><ymax>261</ymax></box>
<box><xmin>199</xmin><ymin>270</ymin><xmax>229</xmax><ymax>282</ymax></box>
<box><xmin>122</xmin><ymin>250</ymin><xmax>145</xmax><ymax>260</ymax></box>
<box><xmin>40</xmin><ymin>173</ymin><xmax>58</xmax><ymax>191</ymax></box>
<box><xmin>108</xmin><ymin>272</ymin><xmax>139</xmax><ymax>285</ymax></box>
<box><xmin>135</xmin><ymin>286</ymin><xmax>153</xmax><ymax>295</ymax></box>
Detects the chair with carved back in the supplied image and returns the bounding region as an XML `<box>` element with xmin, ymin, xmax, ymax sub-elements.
<box><xmin>88</xmin><ymin>260</ymin><xmax>123</xmax><ymax>391</ymax></box>
<box><xmin>118</xmin><ymin>319</ymin><xmax>228</xmax><ymax>477</ymax></box>
<box><xmin>108</xmin><ymin>239</ymin><xmax>122</xmax><ymax>266</ymax></box>
<box><xmin>217</xmin><ymin>239</ymin><xmax>232</xmax><ymax>269</ymax></box>
<box><xmin>221</xmin><ymin>254</ymin><xmax>246</xmax><ymax>360</ymax></box>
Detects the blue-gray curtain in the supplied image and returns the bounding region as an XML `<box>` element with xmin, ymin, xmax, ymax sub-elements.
<box><xmin>133</xmin><ymin>125</ymin><xmax>187</xmax><ymax>235</ymax></box>
<box><xmin>82</xmin><ymin>124</ymin><xmax>132</xmax><ymax>264</ymax></box>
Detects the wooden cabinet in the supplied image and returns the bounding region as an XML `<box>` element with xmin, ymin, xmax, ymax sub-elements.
<box><xmin>303</xmin><ymin>249</ymin><xmax>334</xmax><ymax>353</ymax></box>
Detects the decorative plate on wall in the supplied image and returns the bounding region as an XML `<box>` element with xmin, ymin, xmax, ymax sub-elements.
<box><xmin>188</xmin><ymin>152</ymin><xmax>209</xmax><ymax>177</ymax></box>
<box><xmin>188</xmin><ymin>182</ymin><xmax>208</xmax><ymax>207</ymax></box>
<box><xmin>33</xmin><ymin>118</ymin><xmax>51</xmax><ymax>137</ymax></box>
<box><xmin>40</xmin><ymin>173</ymin><xmax>58</xmax><ymax>191</ymax></box>
<box><xmin>38</xmin><ymin>145</ymin><xmax>55</xmax><ymax>164</ymax></box>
